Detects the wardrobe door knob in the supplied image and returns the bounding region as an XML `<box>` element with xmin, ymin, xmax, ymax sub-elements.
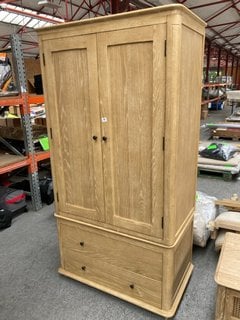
<box><xmin>92</xmin><ymin>136</ymin><xmax>98</xmax><ymax>141</ymax></box>
<box><xmin>102</xmin><ymin>136</ymin><xmax>107</xmax><ymax>141</ymax></box>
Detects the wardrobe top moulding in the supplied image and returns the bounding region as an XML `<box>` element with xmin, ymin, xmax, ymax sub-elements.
<box><xmin>37</xmin><ymin>4</ymin><xmax>206</xmax><ymax>39</ymax></box>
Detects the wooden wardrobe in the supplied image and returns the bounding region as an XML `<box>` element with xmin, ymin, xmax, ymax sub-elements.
<box><xmin>38</xmin><ymin>4</ymin><xmax>205</xmax><ymax>317</ymax></box>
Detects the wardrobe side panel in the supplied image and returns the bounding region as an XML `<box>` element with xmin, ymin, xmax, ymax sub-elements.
<box><xmin>174</xmin><ymin>25</ymin><xmax>204</xmax><ymax>235</ymax></box>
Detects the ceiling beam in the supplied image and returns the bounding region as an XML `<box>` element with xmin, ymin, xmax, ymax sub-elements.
<box><xmin>212</xmin><ymin>21</ymin><xmax>240</xmax><ymax>40</ymax></box>
<box><xmin>207</xmin><ymin>20</ymin><xmax>240</xmax><ymax>28</ymax></box>
<box><xmin>0</xmin><ymin>4</ymin><xmax>63</xmax><ymax>23</ymax></box>
<box><xmin>205</xmin><ymin>0</ymin><xmax>240</xmax><ymax>23</ymax></box>
<box><xmin>189</xmin><ymin>0</ymin><xmax>231</xmax><ymax>10</ymax></box>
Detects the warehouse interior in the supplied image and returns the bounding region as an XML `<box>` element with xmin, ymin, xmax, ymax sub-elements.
<box><xmin>0</xmin><ymin>1</ymin><xmax>240</xmax><ymax>320</ymax></box>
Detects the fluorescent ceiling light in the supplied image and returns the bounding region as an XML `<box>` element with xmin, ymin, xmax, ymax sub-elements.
<box><xmin>0</xmin><ymin>3</ymin><xmax>64</xmax><ymax>29</ymax></box>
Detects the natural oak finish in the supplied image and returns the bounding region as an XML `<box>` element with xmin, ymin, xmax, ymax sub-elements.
<box><xmin>42</xmin><ymin>35</ymin><xmax>105</xmax><ymax>222</ymax></box>
<box><xmin>215</xmin><ymin>232</ymin><xmax>240</xmax><ymax>320</ymax></box>
<box><xmin>57</xmin><ymin>216</ymin><xmax>193</xmax><ymax>317</ymax></box>
<box><xmin>97</xmin><ymin>25</ymin><xmax>165</xmax><ymax>238</ymax></box>
<box><xmin>215</xmin><ymin>199</ymin><xmax>240</xmax><ymax>212</ymax></box>
<box><xmin>38</xmin><ymin>4</ymin><xmax>205</xmax><ymax>317</ymax></box>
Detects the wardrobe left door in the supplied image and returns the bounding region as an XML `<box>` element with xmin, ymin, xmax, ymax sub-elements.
<box><xmin>41</xmin><ymin>34</ymin><xmax>105</xmax><ymax>223</ymax></box>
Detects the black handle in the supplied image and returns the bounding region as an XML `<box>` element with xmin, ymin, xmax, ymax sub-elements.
<box><xmin>102</xmin><ymin>136</ymin><xmax>107</xmax><ymax>141</ymax></box>
<box><xmin>92</xmin><ymin>136</ymin><xmax>98</xmax><ymax>141</ymax></box>
<box><xmin>129</xmin><ymin>284</ymin><xmax>134</xmax><ymax>289</ymax></box>
<box><xmin>81</xmin><ymin>266</ymin><xmax>86</xmax><ymax>271</ymax></box>
<box><xmin>79</xmin><ymin>241</ymin><xmax>84</xmax><ymax>247</ymax></box>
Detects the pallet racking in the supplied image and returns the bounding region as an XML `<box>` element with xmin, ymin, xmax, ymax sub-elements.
<box><xmin>0</xmin><ymin>35</ymin><xmax>50</xmax><ymax>211</ymax></box>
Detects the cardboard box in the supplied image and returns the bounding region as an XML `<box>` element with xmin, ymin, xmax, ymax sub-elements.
<box><xmin>7</xmin><ymin>118</ymin><xmax>21</xmax><ymax>127</ymax></box>
<box><xmin>35</xmin><ymin>117</ymin><xmax>47</xmax><ymax>126</ymax></box>
<box><xmin>0</xmin><ymin>119</ymin><xmax>7</xmax><ymax>127</ymax></box>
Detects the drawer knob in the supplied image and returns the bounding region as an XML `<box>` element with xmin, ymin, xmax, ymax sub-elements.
<box><xmin>102</xmin><ymin>136</ymin><xmax>107</xmax><ymax>142</ymax></box>
<box><xmin>81</xmin><ymin>266</ymin><xmax>86</xmax><ymax>271</ymax></box>
<box><xmin>92</xmin><ymin>136</ymin><xmax>98</xmax><ymax>141</ymax></box>
<box><xmin>129</xmin><ymin>284</ymin><xmax>134</xmax><ymax>289</ymax></box>
<box><xmin>79</xmin><ymin>241</ymin><xmax>84</xmax><ymax>247</ymax></box>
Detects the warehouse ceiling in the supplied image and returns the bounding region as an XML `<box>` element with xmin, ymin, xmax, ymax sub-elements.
<box><xmin>0</xmin><ymin>0</ymin><xmax>239</xmax><ymax>59</ymax></box>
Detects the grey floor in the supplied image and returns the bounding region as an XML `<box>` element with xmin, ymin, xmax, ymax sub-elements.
<box><xmin>1</xmin><ymin>105</ymin><xmax>239</xmax><ymax>320</ymax></box>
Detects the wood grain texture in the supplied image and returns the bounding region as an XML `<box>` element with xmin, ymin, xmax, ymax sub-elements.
<box><xmin>215</xmin><ymin>232</ymin><xmax>240</xmax><ymax>291</ymax></box>
<box><xmin>58</xmin><ymin>265</ymin><xmax>193</xmax><ymax>318</ymax></box>
<box><xmin>39</xmin><ymin>5</ymin><xmax>205</xmax><ymax>244</ymax></box>
<box><xmin>58</xmin><ymin>217</ymin><xmax>193</xmax><ymax>316</ymax></box>
<box><xmin>38</xmin><ymin>5</ymin><xmax>205</xmax><ymax>317</ymax></box>
<box><xmin>215</xmin><ymin>199</ymin><xmax>240</xmax><ymax>210</ymax></box>
<box><xmin>215</xmin><ymin>233</ymin><xmax>240</xmax><ymax>320</ymax></box>
<box><xmin>215</xmin><ymin>288</ymin><xmax>240</xmax><ymax>320</ymax></box>
<box><xmin>175</xmin><ymin>25</ymin><xmax>204</xmax><ymax>234</ymax></box>
<box><xmin>63</xmin><ymin>248</ymin><xmax>162</xmax><ymax>307</ymax></box>
<box><xmin>41</xmin><ymin>35</ymin><xmax>105</xmax><ymax>222</ymax></box>
<box><xmin>0</xmin><ymin>154</ymin><xmax>27</xmax><ymax>167</ymax></box>
<box><xmin>164</xmin><ymin>13</ymin><xmax>205</xmax><ymax>244</ymax></box>
<box><xmin>59</xmin><ymin>220</ymin><xmax>163</xmax><ymax>281</ymax></box>
<box><xmin>161</xmin><ymin>219</ymin><xmax>193</xmax><ymax>310</ymax></box>
<box><xmin>225</xmin><ymin>289</ymin><xmax>240</xmax><ymax>319</ymax></box>
<box><xmin>215</xmin><ymin>285</ymin><xmax>226</xmax><ymax>320</ymax></box>
<box><xmin>59</xmin><ymin>219</ymin><xmax>162</xmax><ymax>308</ymax></box>
<box><xmin>97</xmin><ymin>25</ymin><xmax>165</xmax><ymax>238</ymax></box>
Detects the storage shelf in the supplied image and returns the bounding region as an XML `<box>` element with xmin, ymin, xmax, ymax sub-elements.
<box><xmin>0</xmin><ymin>35</ymin><xmax>48</xmax><ymax>210</ymax></box>
<box><xmin>0</xmin><ymin>95</ymin><xmax>23</xmax><ymax>106</ymax></box>
<box><xmin>0</xmin><ymin>151</ymin><xmax>50</xmax><ymax>175</ymax></box>
<box><xmin>28</xmin><ymin>95</ymin><xmax>44</xmax><ymax>104</ymax></box>
<box><xmin>35</xmin><ymin>151</ymin><xmax>50</xmax><ymax>162</ymax></box>
<box><xmin>202</xmin><ymin>83</ymin><xmax>230</xmax><ymax>88</ymax></box>
<box><xmin>201</xmin><ymin>96</ymin><xmax>224</xmax><ymax>105</ymax></box>
<box><xmin>201</xmin><ymin>82</ymin><xmax>229</xmax><ymax>105</ymax></box>
<box><xmin>0</xmin><ymin>94</ymin><xmax>44</xmax><ymax>107</ymax></box>
<box><xmin>0</xmin><ymin>154</ymin><xmax>30</xmax><ymax>175</ymax></box>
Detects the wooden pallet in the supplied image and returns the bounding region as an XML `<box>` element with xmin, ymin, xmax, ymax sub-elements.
<box><xmin>212</xmin><ymin>128</ymin><xmax>240</xmax><ymax>140</ymax></box>
<box><xmin>197</xmin><ymin>167</ymin><xmax>237</xmax><ymax>181</ymax></box>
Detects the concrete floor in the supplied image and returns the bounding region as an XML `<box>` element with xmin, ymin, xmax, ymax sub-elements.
<box><xmin>2</xmin><ymin>178</ymin><xmax>239</xmax><ymax>320</ymax></box>
<box><xmin>1</xmin><ymin>106</ymin><xmax>239</xmax><ymax>320</ymax></box>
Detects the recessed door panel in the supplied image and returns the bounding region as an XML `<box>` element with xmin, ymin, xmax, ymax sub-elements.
<box><xmin>98</xmin><ymin>25</ymin><xmax>166</xmax><ymax>237</ymax></box>
<box><xmin>43</xmin><ymin>35</ymin><xmax>104</xmax><ymax>221</ymax></box>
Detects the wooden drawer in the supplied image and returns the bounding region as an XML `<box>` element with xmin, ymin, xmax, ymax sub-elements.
<box><xmin>59</xmin><ymin>220</ymin><xmax>163</xmax><ymax>281</ymax></box>
<box><xmin>62</xmin><ymin>247</ymin><xmax>162</xmax><ymax>307</ymax></box>
<box><xmin>57</xmin><ymin>218</ymin><xmax>194</xmax><ymax>317</ymax></box>
<box><xmin>59</xmin><ymin>220</ymin><xmax>162</xmax><ymax>308</ymax></box>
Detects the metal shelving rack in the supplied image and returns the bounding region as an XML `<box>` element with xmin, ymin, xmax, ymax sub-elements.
<box><xmin>201</xmin><ymin>83</ymin><xmax>230</xmax><ymax>105</ymax></box>
<box><xmin>0</xmin><ymin>35</ymin><xmax>50</xmax><ymax>211</ymax></box>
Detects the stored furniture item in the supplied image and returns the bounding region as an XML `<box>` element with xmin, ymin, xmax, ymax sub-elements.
<box><xmin>38</xmin><ymin>4</ymin><xmax>205</xmax><ymax>317</ymax></box>
<box><xmin>215</xmin><ymin>232</ymin><xmax>240</xmax><ymax>320</ymax></box>
<box><xmin>209</xmin><ymin>198</ymin><xmax>240</xmax><ymax>250</ymax></box>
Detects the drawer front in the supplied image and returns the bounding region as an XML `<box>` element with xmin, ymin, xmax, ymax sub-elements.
<box><xmin>59</xmin><ymin>221</ymin><xmax>163</xmax><ymax>281</ymax></box>
<box><xmin>62</xmin><ymin>247</ymin><xmax>162</xmax><ymax>308</ymax></box>
<box><xmin>58</xmin><ymin>221</ymin><xmax>162</xmax><ymax>307</ymax></box>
